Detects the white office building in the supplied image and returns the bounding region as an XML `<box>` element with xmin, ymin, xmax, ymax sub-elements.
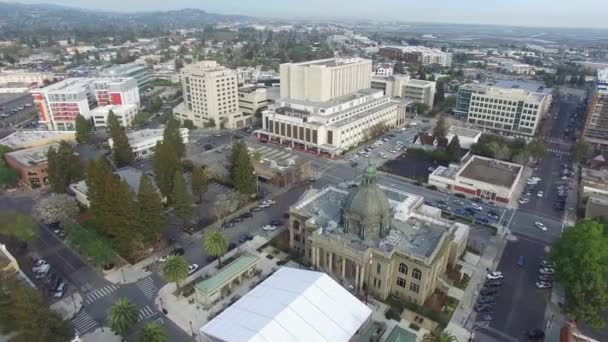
<box><xmin>372</xmin><ymin>75</ymin><xmax>437</xmax><ymax>108</ymax></box>
<box><xmin>91</xmin><ymin>104</ymin><xmax>138</xmax><ymax>128</ymax></box>
<box><xmin>100</xmin><ymin>63</ymin><xmax>151</xmax><ymax>88</ymax></box>
<box><xmin>177</xmin><ymin>61</ymin><xmax>240</xmax><ymax>129</ymax></box>
<box><xmin>258</xmin><ymin>58</ymin><xmax>411</xmax><ymax>156</ymax></box>
<box><xmin>108</xmin><ymin>128</ymin><xmax>189</xmax><ymax>159</ymax></box>
<box><xmin>0</xmin><ymin>71</ymin><xmax>55</xmax><ymax>86</ymax></box>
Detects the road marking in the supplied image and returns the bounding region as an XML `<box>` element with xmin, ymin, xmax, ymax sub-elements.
<box><xmin>136</xmin><ymin>277</ymin><xmax>158</xmax><ymax>300</ymax></box>
<box><xmin>84</xmin><ymin>284</ymin><xmax>118</xmax><ymax>304</ymax></box>
<box><xmin>72</xmin><ymin>310</ymin><xmax>98</xmax><ymax>335</ymax></box>
<box><xmin>137</xmin><ymin>305</ymin><xmax>157</xmax><ymax>322</ymax></box>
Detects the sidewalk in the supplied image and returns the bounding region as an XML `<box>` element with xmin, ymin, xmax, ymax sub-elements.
<box><xmin>543</xmin><ymin>285</ymin><xmax>567</xmax><ymax>342</ymax></box>
<box><xmin>447</xmin><ymin>234</ymin><xmax>510</xmax><ymax>341</ymax></box>
<box><xmin>50</xmin><ymin>292</ymin><xmax>83</xmax><ymax>320</ymax></box>
<box><xmin>104</xmin><ymin>254</ymin><xmax>155</xmax><ymax>285</ymax></box>
<box><xmin>76</xmin><ymin>327</ymin><xmax>121</xmax><ymax>342</ymax></box>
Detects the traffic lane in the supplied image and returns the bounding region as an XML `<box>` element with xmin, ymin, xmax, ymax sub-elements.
<box><xmin>490</xmin><ymin>234</ymin><xmax>550</xmax><ymax>340</ymax></box>
<box><xmin>508</xmin><ymin>209</ymin><xmax>562</xmax><ymax>243</ymax></box>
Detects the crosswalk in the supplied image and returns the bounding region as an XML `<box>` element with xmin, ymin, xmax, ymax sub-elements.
<box><xmin>72</xmin><ymin>310</ymin><xmax>98</xmax><ymax>335</ymax></box>
<box><xmin>84</xmin><ymin>284</ymin><xmax>118</xmax><ymax>304</ymax></box>
<box><xmin>137</xmin><ymin>305</ymin><xmax>157</xmax><ymax>322</ymax></box>
<box><xmin>136</xmin><ymin>277</ymin><xmax>158</xmax><ymax>300</ymax></box>
<box><xmin>209</xmin><ymin>182</ymin><xmax>233</xmax><ymax>196</ymax></box>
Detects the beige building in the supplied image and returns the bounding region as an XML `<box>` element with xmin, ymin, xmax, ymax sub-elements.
<box><xmin>179</xmin><ymin>61</ymin><xmax>240</xmax><ymax>129</ymax></box>
<box><xmin>372</xmin><ymin>75</ymin><xmax>437</xmax><ymax>108</ymax></box>
<box><xmin>237</xmin><ymin>85</ymin><xmax>279</xmax><ymax>126</ymax></box>
<box><xmin>279</xmin><ymin>58</ymin><xmax>372</xmax><ymax>102</ymax></box>
<box><xmin>288</xmin><ymin>166</ymin><xmax>469</xmax><ymax>305</ymax></box>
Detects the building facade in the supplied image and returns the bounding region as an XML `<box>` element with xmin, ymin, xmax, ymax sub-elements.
<box><xmin>4</xmin><ymin>143</ymin><xmax>61</xmax><ymax>189</ymax></box>
<box><xmin>279</xmin><ymin>58</ymin><xmax>372</xmax><ymax>102</ymax></box>
<box><xmin>91</xmin><ymin>104</ymin><xmax>138</xmax><ymax>128</ymax></box>
<box><xmin>379</xmin><ymin>46</ymin><xmax>452</xmax><ymax>67</ymax></box>
<box><xmin>93</xmin><ymin>78</ymin><xmax>140</xmax><ymax>108</ymax></box>
<box><xmin>237</xmin><ymin>85</ymin><xmax>278</xmax><ymax>122</ymax></box>
<box><xmin>0</xmin><ymin>71</ymin><xmax>55</xmax><ymax>86</ymax></box>
<box><xmin>371</xmin><ymin>75</ymin><xmax>436</xmax><ymax>108</ymax></box>
<box><xmin>288</xmin><ymin>166</ymin><xmax>469</xmax><ymax>305</ymax></box>
<box><xmin>178</xmin><ymin>61</ymin><xmax>240</xmax><ymax>129</ymax></box>
<box><xmin>455</xmin><ymin>83</ymin><xmax>552</xmax><ymax>137</ymax></box>
<box><xmin>100</xmin><ymin>63</ymin><xmax>151</xmax><ymax>88</ymax></box>
<box><xmin>108</xmin><ymin>128</ymin><xmax>189</xmax><ymax>159</ymax></box>
<box><xmin>583</xmin><ymin>69</ymin><xmax>608</xmax><ymax>148</ymax></box>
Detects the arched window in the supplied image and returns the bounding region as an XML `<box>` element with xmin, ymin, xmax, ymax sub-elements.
<box><xmin>412</xmin><ymin>268</ymin><xmax>422</xmax><ymax>280</ymax></box>
<box><xmin>399</xmin><ymin>263</ymin><xmax>408</xmax><ymax>275</ymax></box>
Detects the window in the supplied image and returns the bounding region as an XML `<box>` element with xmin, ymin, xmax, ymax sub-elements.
<box><xmin>397</xmin><ymin>277</ymin><xmax>406</xmax><ymax>288</ymax></box>
<box><xmin>376</xmin><ymin>263</ymin><xmax>381</xmax><ymax>275</ymax></box>
<box><xmin>412</xmin><ymin>268</ymin><xmax>422</xmax><ymax>280</ymax></box>
<box><xmin>399</xmin><ymin>263</ymin><xmax>408</xmax><ymax>275</ymax></box>
<box><xmin>410</xmin><ymin>283</ymin><xmax>419</xmax><ymax>293</ymax></box>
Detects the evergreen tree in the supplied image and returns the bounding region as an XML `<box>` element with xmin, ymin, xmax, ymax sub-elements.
<box><xmin>434</xmin><ymin>80</ymin><xmax>445</xmax><ymax>105</ymax></box>
<box><xmin>232</xmin><ymin>141</ymin><xmax>256</xmax><ymax>195</ymax></box>
<box><xmin>162</xmin><ymin>117</ymin><xmax>185</xmax><ymax>158</ymax></box>
<box><xmin>446</xmin><ymin>135</ymin><xmax>461</xmax><ymax>161</ymax></box>
<box><xmin>107</xmin><ymin>298</ymin><xmax>137</xmax><ymax>337</ymax></box>
<box><xmin>47</xmin><ymin>141</ymin><xmax>83</xmax><ymax>193</ymax></box>
<box><xmin>433</xmin><ymin>115</ymin><xmax>447</xmax><ymax>139</ymax></box>
<box><xmin>75</xmin><ymin>114</ymin><xmax>92</xmax><ymax>144</ymax></box>
<box><xmin>107</xmin><ymin>110</ymin><xmax>134</xmax><ymax>167</ymax></box>
<box><xmin>172</xmin><ymin>171</ymin><xmax>192</xmax><ymax>222</ymax></box>
<box><xmin>191</xmin><ymin>167</ymin><xmax>208</xmax><ymax>203</ymax></box>
<box><xmin>229</xmin><ymin>141</ymin><xmax>246</xmax><ymax>182</ymax></box>
<box><xmin>153</xmin><ymin>140</ymin><xmax>180</xmax><ymax>198</ymax></box>
<box><xmin>136</xmin><ymin>174</ymin><xmax>166</xmax><ymax>243</ymax></box>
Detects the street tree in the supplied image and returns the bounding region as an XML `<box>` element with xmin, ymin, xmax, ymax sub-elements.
<box><xmin>138</xmin><ymin>322</ymin><xmax>169</xmax><ymax>342</ymax></box>
<box><xmin>550</xmin><ymin>219</ymin><xmax>608</xmax><ymax>328</ymax></box>
<box><xmin>433</xmin><ymin>114</ymin><xmax>447</xmax><ymax>139</ymax></box>
<box><xmin>445</xmin><ymin>135</ymin><xmax>461</xmax><ymax>161</ymax></box>
<box><xmin>47</xmin><ymin>141</ymin><xmax>83</xmax><ymax>193</ymax></box>
<box><xmin>65</xmin><ymin>223</ymin><xmax>114</xmax><ymax>268</ymax></box>
<box><xmin>107</xmin><ymin>110</ymin><xmax>135</xmax><ymax>167</ymax></box>
<box><xmin>393</xmin><ymin>61</ymin><xmax>405</xmax><ymax>74</ymax></box>
<box><xmin>75</xmin><ymin>114</ymin><xmax>92</xmax><ymax>144</ymax></box>
<box><xmin>153</xmin><ymin>140</ymin><xmax>180</xmax><ymax>198</ymax></box>
<box><xmin>414</xmin><ymin>102</ymin><xmax>430</xmax><ymax>116</ymax></box>
<box><xmin>572</xmin><ymin>141</ymin><xmax>590</xmax><ymax>164</ymax></box>
<box><xmin>161</xmin><ymin>255</ymin><xmax>189</xmax><ymax>291</ymax></box>
<box><xmin>0</xmin><ymin>211</ymin><xmax>39</xmax><ymax>246</ymax></box>
<box><xmin>191</xmin><ymin>167</ymin><xmax>208</xmax><ymax>204</ymax></box>
<box><xmin>131</xmin><ymin>111</ymin><xmax>151</xmax><ymax>129</ymax></box>
<box><xmin>136</xmin><ymin>174</ymin><xmax>167</xmax><ymax>243</ymax></box>
<box><xmin>32</xmin><ymin>193</ymin><xmax>79</xmax><ymax>226</ymax></box>
<box><xmin>0</xmin><ymin>158</ymin><xmax>17</xmax><ymax>188</ymax></box>
<box><xmin>172</xmin><ymin>171</ymin><xmax>193</xmax><ymax>222</ymax></box>
<box><xmin>434</xmin><ymin>80</ymin><xmax>445</xmax><ymax>105</ymax></box>
<box><xmin>423</xmin><ymin>331</ymin><xmax>457</xmax><ymax>342</ymax></box>
<box><xmin>163</xmin><ymin>117</ymin><xmax>185</xmax><ymax>158</ymax></box>
<box><xmin>231</xmin><ymin>141</ymin><xmax>256</xmax><ymax>195</ymax></box>
<box><xmin>107</xmin><ymin>298</ymin><xmax>138</xmax><ymax>337</ymax></box>
<box><xmin>204</xmin><ymin>230</ymin><xmax>228</xmax><ymax>266</ymax></box>
<box><xmin>526</xmin><ymin>139</ymin><xmax>546</xmax><ymax>160</ymax></box>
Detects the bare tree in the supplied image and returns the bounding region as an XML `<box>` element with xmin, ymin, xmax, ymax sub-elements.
<box><xmin>32</xmin><ymin>194</ymin><xmax>79</xmax><ymax>225</ymax></box>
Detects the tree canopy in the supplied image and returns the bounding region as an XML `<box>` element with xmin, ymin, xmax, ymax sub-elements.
<box><xmin>230</xmin><ymin>141</ymin><xmax>256</xmax><ymax>195</ymax></box>
<box><xmin>161</xmin><ymin>255</ymin><xmax>189</xmax><ymax>290</ymax></box>
<box><xmin>433</xmin><ymin>115</ymin><xmax>447</xmax><ymax>139</ymax></box>
<box><xmin>136</xmin><ymin>174</ymin><xmax>167</xmax><ymax>243</ymax></box>
<box><xmin>204</xmin><ymin>230</ymin><xmax>228</xmax><ymax>265</ymax></box>
<box><xmin>75</xmin><ymin>114</ymin><xmax>92</xmax><ymax>144</ymax></box>
<box><xmin>550</xmin><ymin>219</ymin><xmax>608</xmax><ymax>328</ymax></box>
<box><xmin>107</xmin><ymin>110</ymin><xmax>135</xmax><ymax>167</ymax></box>
<box><xmin>32</xmin><ymin>193</ymin><xmax>79</xmax><ymax>226</ymax></box>
<box><xmin>138</xmin><ymin>322</ymin><xmax>169</xmax><ymax>342</ymax></box>
<box><xmin>107</xmin><ymin>298</ymin><xmax>137</xmax><ymax>337</ymax></box>
<box><xmin>0</xmin><ymin>211</ymin><xmax>39</xmax><ymax>243</ymax></box>
<box><xmin>445</xmin><ymin>135</ymin><xmax>461</xmax><ymax>162</ymax></box>
<box><xmin>171</xmin><ymin>171</ymin><xmax>193</xmax><ymax>222</ymax></box>
<box><xmin>47</xmin><ymin>141</ymin><xmax>83</xmax><ymax>193</ymax></box>
<box><xmin>191</xmin><ymin>167</ymin><xmax>208</xmax><ymax>204</ymax></box>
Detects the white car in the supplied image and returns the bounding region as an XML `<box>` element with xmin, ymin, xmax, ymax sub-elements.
<box><xmin>537</xmin><ymin>191</ymin><xmax>543</xmax><ymax>198</ymax></box>
<box><xmin>472</xmin><ymin>204</ymin><xmax>483</xmax><ymax>211</ymax></box>
<box><xmin>159</xmin><ymin>255</ymin><xmax>169</xmax><ymax>263</ymax></box>
<box><xmin>518</xmin><ymin>198</ymin><xmax>530</xmax><ymax>205</ymax></box>
<box><xmin>530</xmin><ymin>177</ymin><xmax>541</xmax><ymax>181</ymax></box>
<box><xmin>262</xmin><ymin>225</ymin><xmax>277</xmax><ymax>231</ymax></box>
<box><xmin>536</xmin><ymin>281</ymin><xmax>552</xmax><ymax>289</ymax></box>
<box><xmin>486</xmin><ymin>271</ymin><xmax>504</xmax><ymax>280</ymax></box>
<box><xmin>188</xmin><ymin>264</ymin><xmax>199</xmax><ymax>275</ymax></box>
<box><xmin>535</xmin><ymin>222</ymin><xmax>547</xmax><ymax>231</ymax></box>
<box><xmin>539</xmin><ymin>268</ymin><xmax>555</xmax><ymax>275</ymax></box>
<box><xmin>285</xmin><ymin>147</ymin><xmax>293</xmax><ymax>151</ymax></box>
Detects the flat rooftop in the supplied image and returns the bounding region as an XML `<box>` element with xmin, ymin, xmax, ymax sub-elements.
<box><xmin>291</xmin><ymin>57</ymin><xmax>369</xmax><ymax>68</ymax></box>
<box><xmin>0</xmin><ymin>130</ymin><xmax>75</xmax><ymax>149</ymax></box>
<box><xmin>459</xmin><ymin>156</ymin><xmax>521</xmax><ymax>189</ymax></box>
<box><xmin>37</xmin><ymin>78</ymin><xmax>92</xmax><ymax>93</ymax></box>
<box><xmin>195</xmin><ymin>252</ymin><xmax>259</xmax><ymax>295</ymax></box>
<box><xmin>5</xmin><ymin>142</ymin><xmax>59</xmax><ymax>166</ymax></box>
<box><xmin>100</xmin><ymin>63</ymin><xmax>147</xmax><ymax>75</ymax></box>
<box><xmin>488</xmin><ymin>80</ymin><xmax>552</xmax><ymax>95</ymax></box>
<box><xmin>447</xmin><ymin>126</ymin><xmax>481</xmax><ymax>139</ymax></box>
<box><xmin>278</xmin><ymin>88</ymin><xmax>382</xmax><ymax>110</ymax></box>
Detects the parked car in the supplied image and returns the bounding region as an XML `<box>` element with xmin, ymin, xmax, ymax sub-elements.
<box><xmin>262</xmin><ymin>225</ymin><xmax>277</xmax><ymax>231</ymax></box>
<box><xmin>474</xmin><ymin>303</ymin><xmax>493</xmax><ymax>313</ymax></box>
<box><xmin>270</xmin><ymin>220</ymin><xmax>284</xmax><ymax>226</ymax></box>
<box><xmin>486</xmin><ymin>271</ymin><xmax>504</xmax><ymax>280</ymax></box>
<box><xmin>537</xmin><ymin>191</ymin><xmax>544</xmax><ymax>198</ymax></box>
<box><xmin>188</xmin><ymin>264</ymin><xmax>199</xmax><ymax>275</ymax></box>
<box><xmin>53</xmin><ymin>282</ymin><xmax>67</xmax><ymax>299</ymax></box>
<box><xmin>539</xmin><ymin>268</ymin><xmax>555</xmax><ymax>275</ymax></box>
<box><xmin>454</xmin><ymin>193</ymin><xmax>466</xmax><ymax>198</ymax></box>
<box><xmin>527</xmin><ymin>329</ymin><xmax>546</xmax><ymax>340</ymax></box>
<box><xmin>538</xmin><ymin>275</ymin><xmax>554</xmax><ymax>282</ymax></box>
<box><xmin>471</xmin><ymin>203</ymin><xmax>483</xmax><ymax>211</ymax></box>
<box><xmin>477</xmin><ymin>296</ymin><xmax>496</xmax><ymax>305</ymax></box>
<box><xmin>517</xmin><ymin>255</ymin><xmax>525</xmax><ymax>267</ymax></box>
<box><xmin>484</xmin><ymin>280</ymin><xmax>503</xmax><ymax>288</ymax></box>
<box><xmin>239</xmin><ymin>234</ymin><xmax>253</xmax><ymax>243</ymax></box>
<box><xmin>535</xmin><ymin>222</ymin><xmax>547</xmax><ymax>231</ymax></box>
<box><xmin>540</xmin><ymin>260</ymin><xmax>555</xmax><ymax>268</ymax></box>
<box><xmin>479</xmin><ymin>288</ymin><xmax>498</xmax><ymax>296</ymax></box>
<box><xmin>240</xmin><ymin>212</ymin><xmax>253</xmax><ymax>219</ymax></box>
<box><xmin>477</xmin><ymin>314</ymin><xmax>493</xmax><ymax>322</ymax></box>
<box><xmin>535</xmin><ymin>281</ymin><xmax>553</xmax><ymax>289</ymax></box>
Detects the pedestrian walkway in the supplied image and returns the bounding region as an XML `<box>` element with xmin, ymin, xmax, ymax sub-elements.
<box><xmin>136</xmin><ymin>277</ymin><xmax>158</xmax><ymax>300</ymax></box>
<box><xmin>137</xmin><ymin>305</ymin><xmax>157</xmax><ymax>322</ymax></box>
<box><xmin>72</xmin><ymin>310</ymin><xmax>99</xmax><ymax>336</ymax></box>
<box><xmin>84</xmin><ymin>284</ymin><xmax>118</xmax><ymax>304</ymax></box>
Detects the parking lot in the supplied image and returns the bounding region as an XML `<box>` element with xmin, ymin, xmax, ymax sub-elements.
<box><xmin>0</xmin><ymin>93</ymin><xmax>37</xmax><ymax>128</ymax></box>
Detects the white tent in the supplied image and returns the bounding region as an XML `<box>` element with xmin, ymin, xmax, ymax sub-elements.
<box><xmin>200</xmin><ymin>267</ymin><xmax>372</xmax><ymax>342</ymax></box>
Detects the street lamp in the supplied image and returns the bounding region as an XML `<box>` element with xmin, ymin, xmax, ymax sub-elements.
<box><xmin>365</xmin><ymin>254</ymin><xmax>373</xmax><ymax>305</ymax></box>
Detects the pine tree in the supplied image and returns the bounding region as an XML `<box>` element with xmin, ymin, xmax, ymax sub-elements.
<box><xmin>47</xmin><ymin>141</ymin><xmax>83</xmax><ymax>193</ymax></box>
<box><xmin>446</xmin><ymin>135</ymin><xmax>461</xmax><ymax>161</ymax></box>
<box><xmin>233</xmin><ymin>141</ymin><xmax>256</xmax><ymax>195</ymax></box>
<box><xmin>229</xmin><ymin>141</ymin><xmax>246</xmax><ymax>181</ymax></box>
<box><xmin>191</xmin><ymin>167</ymin><xmax>208</xmax><ymax>203</ymax></box>
<box><xmin>75</xmin><ymin>114</ymin><xmax>92</xmax><ymax>144</ymax></box>
<box><xmin>107</xmin><ymin>110</ymin><xmax>134</xmax><ymax>167</ymax></box>
<box><xmin>153</xmin><ymin>140</ymin><xmax>180</xmax><ymax>198</ymax></box>
<box><xmin>433</xmin><ymin>115</ymin><xmax>447</xmax><ymax>139</ymax></box>
<box><xmin>162</xmin><ymin>117</ymin><xmax>185</xmax><ymax>158</ymax></box>
<box><xmin>172</xmin><ymin>171</ymin><xmax>192</xmax><ymax>223</ymax></box>
<box><xmin>136</xmin><ymin>174</ymin><xmax>166</xmax><ymax>243</ymax></box>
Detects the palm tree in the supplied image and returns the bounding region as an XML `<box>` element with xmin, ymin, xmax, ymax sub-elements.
<box><xmin>138</xmin><ymin>322</ymin><xmax>169</xmax><ymax>342</ymax></box>
<box><xmin>204</xmin><ymin>230</ymin><xmax>228</xmax><ymax>266</ymax></box>
<box><xmin>107</xmin><ymin>298</ymin><xmax>137</xmax><ymax>336</ymax></box>
<box><xmin>161</xmin><ymin>255</ymin><xmax>189</xmax><ymax>291</ymax></box>
<box><xmin>423</xmin><ymin>331</ymin><xmax>457</xmax><ymax>342</ymax></box>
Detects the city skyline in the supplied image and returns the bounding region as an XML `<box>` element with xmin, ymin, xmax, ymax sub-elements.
<box><xmin>11</xmin><ymin>0</ymin><xmax>608</xmax><ymax>29</ymax></box>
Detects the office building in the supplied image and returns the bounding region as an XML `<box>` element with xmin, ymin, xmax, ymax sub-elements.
<box><xmin>288</xmin><ymin>166</ymin><xmax>469</xmax><ymax>305</ymax></box>
<box><xmin>237</xmin><ymin>85</ymin><xmax>279</xmax><ymax>125</ymax></box>
<box><xmin>279</xmin><ymin>58</ymin><xmax>372</xmax><ymax>102</ymax></box>
<box><xmin>108</xmin><ymin>128</ymin><xmax>189</xmax><ymax>159</ymax></box>
<box><xmin>258</xmin><ymin>58</ymin><xmax>411</xmax><ymax>157</ymax></box>
<box><xmin>178</xmin><ymin>61</ymin><xmax>240</xmax><ymax>129</ymax></box>
<box><xmin>32</xmin><ymin>77</ymin><xmax>140</xmax><ymax>130</ymax></box>
<box><xmin>4</xmin><ymin>143</ymin><xmax>61</xmax><ymax>189</ymax></box>
<box><xmin>91</xmin><ymin>104</ymin><xmax>138</xmax><ymax>128</ymax></box>
<box><xmin>379</xmin><ymin>46</ymin><xmax>452</xmax><ymax>67</ymax></box>
<box><xmin>0</xmin><ymin>71</ymin><xmax>55</xmax><ymax>86</ymax></box>
<box><xmin>0</xmin><ymin>131</ymin><xmax>76</xmax><ymax>150</ymax></box>
<box><xmin>100</xmin><ymin>63</ymin><xmax>151</xmax><ymax>88</ymax></box>
<box><xmin>454</xmin><ymin>82</ymin><xmax>552</xmax><ymax>137</ymax></box>
<box><xmin>583</xmin><ymin>69</ymin><xmax>608</xmax><ymax>148</ymax></box>
<box><xmin>372</xmin><ymin>75</ymin><xmax>436</xmax><ymax>108</ymax></box>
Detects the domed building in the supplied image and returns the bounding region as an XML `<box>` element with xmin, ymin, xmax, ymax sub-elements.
<box><xmin>288</xmin><ymin>166</ymin><xmax>470</xmax><ymax>305</ymax></box>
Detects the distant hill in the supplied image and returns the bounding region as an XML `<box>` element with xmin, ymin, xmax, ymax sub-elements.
<box><xmin>0</xmin><ymin>2</ymin><xmax>250</xmax><ymax>38</ymax></box>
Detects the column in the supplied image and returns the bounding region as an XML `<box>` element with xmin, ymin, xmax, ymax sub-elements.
<box><xmin>315</xmin><ymin>247</ymin><xmax>320</xmax><ymax>268</ymax></box>
<box><xmin>355</xmin><ymin>264</ymin><xmax>360</xmax><ymax>290</ymax></box>
<box><xmin>341</xmin><ymin>258</ymin><xmax>346</xmax><ymax>279</ymax></box>
<box><xmin>360</xmin><ymin>265</ymin><xmax>366</xmax><ymax>291</ymax></box>
<box><xmin>328</xmin><ymin>253</ymin><xmax>333</xmax><ymax>273</ymax></box>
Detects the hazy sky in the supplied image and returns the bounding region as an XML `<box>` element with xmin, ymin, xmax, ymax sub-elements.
<box><xmin>14</xmin><ymin>0</ymin><xmax>608</xmax><ymax>28</ymax></box>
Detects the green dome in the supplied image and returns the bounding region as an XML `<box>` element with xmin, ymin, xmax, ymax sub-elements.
<box><xmin>342</xmin><ymin>165</ymin><xmax>391</xmax><ymax>240</ymax></box>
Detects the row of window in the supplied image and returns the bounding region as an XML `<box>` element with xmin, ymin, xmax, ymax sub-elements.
<box><xmin>396</xmin><ymin>277</ymin><xmax>420</xmax><ymax>293</ymax></box>
<box><xmin>398</xmin><ymin>263</ymin><xmax>422</xmax><ymax>280</ymax></box>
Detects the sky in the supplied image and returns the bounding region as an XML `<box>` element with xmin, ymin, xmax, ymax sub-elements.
<box><xmin>13</xmin><ymin>0</ymin><xmax>608</xmax><ymax>29</ymax></box>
